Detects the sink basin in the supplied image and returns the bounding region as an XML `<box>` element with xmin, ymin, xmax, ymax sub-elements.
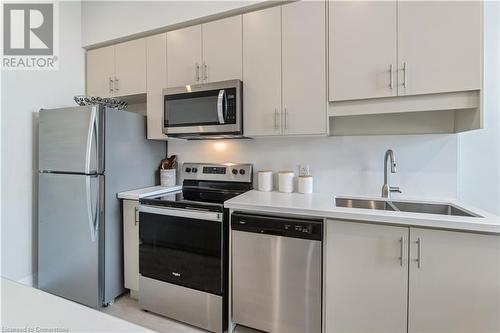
<box><xmin>335</xmin><ymin>197</ymin><xmax>481</xmax><ymax>218</ymax></box>
<box><xmin>335</xmin><ymin>198</ymin><xmax>397</xmax><ymax>211</ymax></box>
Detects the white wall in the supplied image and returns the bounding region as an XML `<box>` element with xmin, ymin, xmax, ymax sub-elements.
<box><xmin>1</xmin><ymin>1</ymin><xmax>85</xmax><ymax>285</ymax></box>
<box><xmin>169</xmin><ymin>135</ymin><xmax>458</xmax><ymax>200</ymax></box>
<box><xmin>458</xmin><ymin>2</ymin><xmax>500</xmax><ymax>215</ymax></box>
<box><xmin>81</xmin><ymin>1</ymin><xmax>261</xmax><ymax>47</ymax></box>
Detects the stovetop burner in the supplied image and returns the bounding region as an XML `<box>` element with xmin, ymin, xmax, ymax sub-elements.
<box><xmin>139</xmin><ymin>163</ymin><xmax>253</xmax><ymax>212</ymax></box>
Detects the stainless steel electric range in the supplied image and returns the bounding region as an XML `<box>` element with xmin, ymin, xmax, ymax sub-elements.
<box><xmin>138</xmin><ymin>163</ymin><xmax>253</xmax><ymax>333</ymax></box>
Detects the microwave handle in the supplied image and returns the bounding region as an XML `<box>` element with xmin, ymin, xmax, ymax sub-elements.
<box><xmin>217</xmin><ymin>89</ymin><xmax>226</xmax><ymax>124</ymax></box>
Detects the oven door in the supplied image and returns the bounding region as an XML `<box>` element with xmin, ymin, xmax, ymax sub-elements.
<box><xmin>139</xmin><ymin>206</ymin><xmax>223</xmax><ymax>295</ymax></box>
<box><xmin>163</xmin><ymin>80</ymin><xmax>241</xmax><ymax>136</ymax></box>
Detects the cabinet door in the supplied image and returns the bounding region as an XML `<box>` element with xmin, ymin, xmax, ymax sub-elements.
<box><xmin>123</xmin><ymin>200</ymin><xmax>140</xmax><ymax>292</ymax></box>
<box><xmin>398</xmin><ymin>1</ymin><xmax>482</xmax><ymax>96</ymax></box>
<box><xmin>325</xmin><ymin>220</ymin><xmax>409</xmax><ymax>333</ymax></box>
<box><xmin>86</xmin><ymin>45</ymin><xmax>114</xmax><ymax>97</ymax></box>
<box><xmin>409</xmin><ymin>228</ymin><xmax>500</xmax><ymax>333</ymax></box>
<box><xmin>202</xmin><ymin>15</ymin><xmax>242</xmax><ymax>83</ymax></box>
<box><xmin>242</xmin><ymin>6</ymin><xmax>282</xmax><ymax>137</ymax></box>
<box><xmin>167</xmin><ymin>25</ymin><xmax>202</xmax><ymax>87</ymax></box>
<box><xmin>146</xmin><ymin>33</ymin><xmax>168</xmax><ymax>140</ymax></box>
<box><xmin>329</xmin><ymin>1</ymin><xmax>397</xmax><ymax>101</ymax></box>
<box><xmin>282</xmin><ymin>1</ymin><xmax>327</xmax><ymax>136</ymax></box>
<box><xmin>114</xmin><ymin>38</ymin><xmax>147</xmax><ymax>96</ymax></box>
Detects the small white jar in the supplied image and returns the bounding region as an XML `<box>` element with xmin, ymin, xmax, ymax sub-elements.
<box><xmin>160</xmin><ymin>169</ymin><xmax>176</xmax><ymax>187</ymax></box>
<box><xmin>278</xmin><ymin>171</ymin><xmax>294</xmax><ymax>193</ymax></box>
<box><xmin>258</xmin><ymin>170</ymin><xmax>273</xmax><ymax>192</ymax></box>
<box><xmin>298</xmin><ymin>176</ymin><xmax>313</xmax><ymax>194</ymax></box>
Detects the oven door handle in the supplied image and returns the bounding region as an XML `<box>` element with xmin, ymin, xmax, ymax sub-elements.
<box><xmin>217</xmin><ymin>89</ymin><xmax>226</xmax><ymax>124</ymax></box>
<box><xmin>139</xmin><ymin>205</ymin><xmax>223</xmax><ymax>222</ymax></box>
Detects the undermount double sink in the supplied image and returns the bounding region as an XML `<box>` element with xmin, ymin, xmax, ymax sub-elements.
<box><xmin>335</xmin><ymin>197</ymin><xmax>481</xmax><ymax>218</ymax></box>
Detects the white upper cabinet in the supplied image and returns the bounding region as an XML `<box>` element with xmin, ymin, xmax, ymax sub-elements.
<box><xmin>243</xmin><ymin>6</ymin><xmax>282</xmax><ymax>137</ymax></box>
<box><xmin>146</xmin><ymin>33</ymin><xmax>168</xmax><ymax>140</ymax></box>
<box><xmin>86</xmin><ymin>39</ymin><xmax>147</xmax><ymax>97</ymax></box>
<box><xmin>398</xmin><ymin>1</ymin><xmax>482</xmax><ymax>96</ymax></box>
<box><xmin>282</xmin><ymin>0</ymin><xmax>327</xmax><ymax>135</ymax></box>
<box><xmin>408</xmin><ymin>228</ymin><xmax>500</xmax><ymax>333</ymax></box>
<box><xmin>325</xmin><ymin>220</ymin><xmax>409</xmax><ymax>333</ymax></box>
<box><xmin>114</xmin><ymin>38</ymin><xmax>147</xmax><ymax>97</ymax></box>
<box><xmin>203</xmin><ymin>16</ymin><xmax>243</xmax><ymax>83</ymax></box>
<box><xmin>86</xmin><ymin>45</ymin><xmax>114</xmax><ymax>97</ymax></box>
<box><xmin>166</xmin><ymin>25</ymin><xmax>203</xmax><ymax>87</ymax></box>
<box><xmin>329</xmin><ymin>1</ymin><xmax>397</xmax><ymax>101</ymax></box>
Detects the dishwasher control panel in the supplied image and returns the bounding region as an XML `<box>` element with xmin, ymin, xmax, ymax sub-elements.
<box><xmin>232</xmin><ymin>212</ymin><xmax>322</xmax><ymax>241</ymax></box>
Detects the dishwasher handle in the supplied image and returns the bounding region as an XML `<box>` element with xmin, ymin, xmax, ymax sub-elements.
<box><xmin>231</xmin><ymin>212</ymin><xmax>322</xmax><ymax>241</ymax></box>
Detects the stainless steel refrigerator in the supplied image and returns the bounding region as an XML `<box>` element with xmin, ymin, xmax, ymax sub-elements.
<box><xmin>37</xmin><ymin>105</ymin><xmax>166</xmax><ymax>308</ymax></box>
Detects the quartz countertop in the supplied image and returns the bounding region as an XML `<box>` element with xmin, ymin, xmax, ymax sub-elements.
<box><xmin>224</xmin><ymin>190</ymin><xmax>500</xmax><ymax>234</ymax></box>
<box><xmin>117</xmin><ymin>185</ymin><xmax>182</xmax><ymax>200</ymax></box>
<box><xmin>1</xmin><ymin>278</ymin><xmax>152</xmax><ymax>332</ymax></box>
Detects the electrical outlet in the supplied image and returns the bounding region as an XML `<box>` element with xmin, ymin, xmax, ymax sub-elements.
<box><xmin>299</xmin><ymin>164</ymin><xmax>310</xmax><ymax>177</ymax></box>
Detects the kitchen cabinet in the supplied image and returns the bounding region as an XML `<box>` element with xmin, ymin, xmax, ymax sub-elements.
<box><xmin>398</xmin><ymin>1</ymin><xmax>481</xmax><ymax>96</ymax></box>
<box><xmin>243</xmin><ymin>2</ymin><xmax>327</xmax><ymax>137</ymax></box>
<box><xmin>329</xmin><ymin>1</ymin><xmax>397</xmax><ymax>101</ymax></box>
<box><xmin>242</xmin><ymin>6</ymin><xmax>282</xmax><ymax>136</ymax></box>
<box><xmin>114</xmin><ymin>39</ymin><xmax>147</xmax><ymax>97</ymax></box>
<box><xmin>86</xmin><ymin>39</ymin><xmax>147</xmax><ymax>97</ymax></box>
<box><xmin>123</xmin><ymin>199</ymin><xmax>140</xmax><ymax>297</ymax></box>
<box><xmin>329</xmin><ymin>0</ymin><xmax>481</xmax><ymax>101</ymax></box>
<box><xmin>408</xmin><ymin>228</ymin><xmax>500</xmax><ymax>333</ymax></box>
<box><xmin>86</xmin><ymin>45</ymin><xmax>114</xmax><ymax>97</ymax></box>
<box><xmin>166</xmin><ymin>25</ymin><xmax>202</xmax><ymax>87</ymax></box>
<box><xmin>325</xmin><ymin>220</ymin><xmax>408</xmax><ymax>333</ymax></box>
<box><xmin>282</xmin><ymin>1</ymin><xmax>326</xmax><ymax>135</ymax></box>
<box><xmin>146</xmin><ymin>33</ymin><xmax>168</xmax><ymax>140</ymax></box>
<box><xmin>202</xmin><ymin>15</ymin><xmax>242</xmax><ymax>83</ymax></box>
<box><xmin>326</xmin><ymin>220</ymin><xmax>500</xmax><ymax>333</ymax></box>
<box><xmin>166</xmin><ymin>16</ymin><xmax>242</xmax><ymax>88</ymax></box>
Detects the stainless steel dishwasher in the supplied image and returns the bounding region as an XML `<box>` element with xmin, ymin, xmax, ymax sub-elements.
<box><xmin>231</xmin><ymin>212</ymin><xmax>323</xmax><ymax>333</ymax></box>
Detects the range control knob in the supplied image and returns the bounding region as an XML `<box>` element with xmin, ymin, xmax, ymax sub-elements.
<box><xmin>232</xmin><ymin>169</ymin><xmax>238</xmax><ymax>175</ymax></box>
<box><xmin>239</xmin><ymin>169</ymin><xmax>246</xmax><ymax>175</ymax></box>
<box><xmin>185</xmin><ymin>167</ymin><xmax>191</xmax><ymax>173</ymax></box>
<box><xmin>192</xmin><ymin>168</ymin><xmax>198</xmax><ymax>173</ymax></box>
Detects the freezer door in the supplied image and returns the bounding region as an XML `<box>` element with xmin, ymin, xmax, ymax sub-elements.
<box><xmin>39</xmin><ymin>105</ymin><xmax>104</xmax><ymax>174</ymax></box>
<box><xmin>38</xmin><ymin>172</ymin><xmax>103</xmax><ymax>308</ymax></box>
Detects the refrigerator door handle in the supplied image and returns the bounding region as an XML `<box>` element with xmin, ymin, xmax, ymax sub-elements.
<box><xmin>86</xmin><ymin>176</ymin><xmax>97</xmax><ymax>242</ymax></box>
<box><xmin>85</xmin><ymin>106</ymin><xmax>97</xmax><ymax>174</ymax></box>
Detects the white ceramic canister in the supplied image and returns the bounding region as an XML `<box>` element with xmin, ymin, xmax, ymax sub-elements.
<box><xmin>258</xmin><ymin>170</ymin><xmax>273</xmax><ymax>192</ymax></box>
<box><xmin>160</xmin><ymin>169</ymin><xmax>176</xmax><ymax>187</ymax></box>
<box><xmin>298</xmin><ymin>175</ymin><xmax>313</xmax><ymax>194</ymax></box>
<box><xmin>278</xmin><ymin>171</ymin><xmax>294</xmax><ymax>193</ymax></box>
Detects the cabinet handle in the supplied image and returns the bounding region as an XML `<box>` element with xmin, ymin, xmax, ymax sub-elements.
<box><xmin>195</xmin><ymin>63</ymin><xmax>200</xmax><ymax>82</ymax></box>
<box><xmin>284</xmin><ymin>108</ymin><xmax>288</xmax><ymax>130</ymax></box>
<box><xmin>403</xmin><ymin>62</ymin><xmax>408</xmax><ymax>88</ymax></box>
<box><xmin>114</xmin><ymin>77</ymin><xmax>119</xmax><ymax>92</ymax></box>
<box><xmin>274</xmin><ymin>108</ymin><xmax>278</xmax><ymax>129</ymax></box>
<box><xmin>203</xmin><ymin>62</ymin><xmax>208</xmax><ymax>82</ymax></box>
<box><xmin>134</xmin><ymin>207</ymin><xmax>139</xmax><ymax>226</ymax></box>
<box><xmin>399</xmin><ymin>237</ymin><xmax>404</xmax><ymax>267</ymax></box>
<box><xmin>415</xmin><ymin>237</ymin><xmax>422</xmax><ymax>268</ymax></box>
<box><xmin>109</xmin><ymin>77</ymin><xmax>114</xmax><ymax>93</ymax></box>
<box><xmin>389</xmin><ymin>64</ymin><xmax>394</xmax><ymax>90</ymax></box>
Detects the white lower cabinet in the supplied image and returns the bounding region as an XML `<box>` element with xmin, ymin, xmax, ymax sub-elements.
<box><xmin>325</xmin><ymin>220</ymin><xmax>409</xmax><ymax>333</ymax></box>
<box><xmin>326</xmin><ymin>220</ymin><xmax>500</xmax><ymax>333</ymax></box>
<box><xmin>408</xmin><ymin>228</ymin><xmax>500</xmax><ymax>333</ymax></box>
<box><xmin>123</xmin><ymin>200</ymin><xmax>140</xmax><ymax>296</ymax></box>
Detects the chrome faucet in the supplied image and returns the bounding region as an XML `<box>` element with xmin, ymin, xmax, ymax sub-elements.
<box><xmin>382</xmin><ymin>149</ymin><xmax>402</xmax><ymax>199</ymax></box>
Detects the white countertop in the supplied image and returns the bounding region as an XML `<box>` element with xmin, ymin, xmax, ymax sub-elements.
<box><xmin>224</xmin><ymin>190</ymin><xmax>500</xmax><ymax>234</ymax></box>
<box><xmin>117</xmin><ymin>185</ymin><xmax>182</xmax><ymax>200</ymax></box>
<box><xmin>1</xmin><ymin>278</ymin><xmax>152</xmax><ymax>332</ymax></box>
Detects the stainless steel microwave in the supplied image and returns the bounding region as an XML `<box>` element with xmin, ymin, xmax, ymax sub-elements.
<box><xmin>163</xmin><ymin>79</ymin><xmax>242</xmax><ymax>139</ymax></box>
